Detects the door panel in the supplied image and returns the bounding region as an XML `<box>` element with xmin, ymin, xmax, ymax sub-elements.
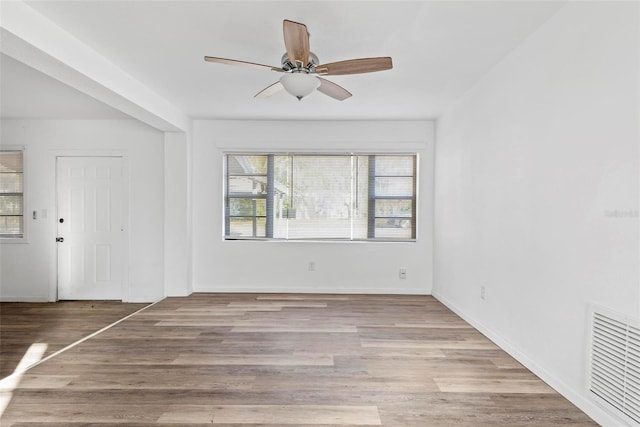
<box><xmin>57</xmin><ymin>157</ymin><xmax>124</xmax><ymax>300</ymax></box>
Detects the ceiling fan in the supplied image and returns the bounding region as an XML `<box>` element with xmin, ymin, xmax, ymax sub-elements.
<box><xmin>204</xmin><ymin>19</ymin><xmax>393</xmax><ymax>101</ymax></box>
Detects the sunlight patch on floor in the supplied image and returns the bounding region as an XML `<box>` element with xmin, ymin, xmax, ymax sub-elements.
<box><xmin>0</xmin><ymin>343</ymin><xmax>48</xmax><ymax>417</ymax></box>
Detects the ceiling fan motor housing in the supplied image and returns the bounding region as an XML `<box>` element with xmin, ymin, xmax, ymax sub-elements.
<box><xmin>281</xmin><ymin>52</ymin><xmax>319</xmax><ymax>72</ymax></box>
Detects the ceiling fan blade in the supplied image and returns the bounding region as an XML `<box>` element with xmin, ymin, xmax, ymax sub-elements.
<box><xmin>283</xmin><ymin>20</ymin><xmax>310</xmax><ymax>66</ymax></box>
<box><xmin>255</xmin><ymin>81</ymin><xmax>284</xmax><ymax>98</ymax></box>
<box><xmin>317</xmin><ymin>77</ymin><xmax>352</xmax><ymax>101</ymax></box>
<box><xmin>204</xmin><ymin>56</ymin><xmax>283</xmax><ymax>72</ymax></box>
<box><xmin>315</xmin><ymin>57</ymin><xmax>393</xmax><ymax>75</ymax></box>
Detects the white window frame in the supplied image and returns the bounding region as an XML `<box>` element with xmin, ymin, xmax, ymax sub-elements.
<box><xmin>223</xmin><ymin>152</ymin><xmax>418</xmax><ymax>242</ymax></box>
<box><xmin>0</xmin><ymin>146</ymin><xmax>27</xmax><ymax>243</ymax></box>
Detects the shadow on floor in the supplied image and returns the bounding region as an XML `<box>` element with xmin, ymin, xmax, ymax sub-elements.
<box><xmin>0</xmin><ymin>301</ymin><xmax>148</xmax><ymax>378</ymax></box>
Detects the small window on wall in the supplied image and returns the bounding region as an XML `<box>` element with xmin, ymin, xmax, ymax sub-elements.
<box><xmin>369</xmin><ymin>155</ymin><xmax>416</xmax><ymax>240</ymax></box>
<box><xmin>0</xmin><ymin>150</ymin><xmax>24</xmax><ymax>239</ymax></box>
<box><xmin>224</xmin><ymin>153</ymin><xmax>417</xmax><ymax>241</ymax></box>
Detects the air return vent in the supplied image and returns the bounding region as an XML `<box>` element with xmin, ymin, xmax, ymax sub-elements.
<box><xmin>589</xmin><ymin>309</ymin><xmax>640</xmax><ymax>424</ymax></box>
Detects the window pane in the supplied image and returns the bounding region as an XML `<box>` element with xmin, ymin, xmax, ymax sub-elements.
<box><xmin>273</xmin><ymin>155</ymin><xmax>291</xmax><ymax>189</ymax></box>
<box><xmin>0</xmin><ymin>195</ymin><xmax>23</xmax><ymax>215</ymax></box>
<box><xmin>0</xmin><ymin>152</ymin><xmax>23</xmax><ymax>173</ymax></box>
<box><xmin>228</xmin><ymin>217</ymin><xmax>266</xmax><ymax>238</ymax></box>
<box><xmin>375</xmin><ymin>156</ymin><xmax>414</xmax><ymax>176</ymax></box>
<box><xmin>0</xmin><ymin>174</ymin><xmax>23</xmax><ymax>193</ymax></box>
<box><xmin>375</xmin><ymin>177</ymin><xmax>414</xmax><ymax>197</ymax></box>
<box><xmin>227</xmin><ymin>155</ymin><xmax>267</xmax><ymax>174</ymax></box>
<box><xmin>352</xmin><ymin>156</ymin><xmax>369</xmax><ymax>239</ymax></box>
<box><xmin>374</xmin><ymin>218</ymin><xmax>413</xmax><ymax>239</ymax></box>
<box><xmin>375</xmin><ymin>199</ymin><xmax>412</xmax><ymax>218</ymax></box>
<box><xmin>0</xmin><ymin>151</ymin><xmax>23</xmax><ymax>239</ymax></box>
<box><xmin>287</xmin><ymin>156</ymin><xmax>352</xmax><ymax>239</ymax></box>
<box><xmin>229</xmin><ymin>198</ymin><xmax>266</xmax><ymax>217</ymax></box>
<box><xmin>228</xmin><ymin>176</ymin><xmax>267</xmax><ymax>194</ymax></box>
<box><xmin>254</xmin><ymin>218</ymin><xmax>267</xmax><ymax>237</ymax></box>
<box><xmin>0</xmin><ymin>216</ymin><xmax>23</xmax><ymax>237</ymax></box>
<box><xmin>273</xmin><ymin>217</ymin><xmax>288</xmax><ymax>239</ymax></box>
<box><xmin>287</xmin><ymin>218</ymin><xmax>352</xmax><ymax>239</ymax></box>
<box><xmin>273</xmin><ymin>155</ymin><xmax>292</xmax><ymax>222</ymax></box>
<box><xmin>352</xmin><ymin>220</ymin><xmax>368</xmax><ymax>240</ymax></box>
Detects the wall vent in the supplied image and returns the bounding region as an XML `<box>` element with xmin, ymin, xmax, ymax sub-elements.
<box><xmin>589</xmin><ymin>309</ymin><xmax>640</xmax><ymax>425</ymax></box>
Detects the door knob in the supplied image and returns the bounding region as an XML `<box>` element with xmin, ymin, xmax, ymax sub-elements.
<box><xmin>56</xmin><ymin>237</ymin><xmax>64</xmax><ymax>242</ymax></box>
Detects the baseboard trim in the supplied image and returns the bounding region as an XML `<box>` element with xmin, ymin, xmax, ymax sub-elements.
<box><xmin>432</xmin><ymin>291</ymin><xmax>626</xmax><ymax>427</ymax></box>
<box><xmin>193</xmin><ymin>285</ymin><xmax>430</xmax><ymax>295</ymax></box>
<box><xmin>0</xmin><ymin>296</ymin><xmax>49</xmax><ymax>302</ymax></box>
<box><xmin>1</xmin><ymin>296</ymin><xmax>165</xmax><ymax>304</ymax></box>
<box><xmin>125</xmin><ymin>296</ymin><xmax>165</xmax><ymax>303</ymax></box>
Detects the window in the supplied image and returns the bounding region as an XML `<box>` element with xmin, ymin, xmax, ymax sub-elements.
<box><xmin>369</xmin><ymin>155</ymin><xmax>416</xmax><ymax>240</ymax></box>
<box><xmin>224</xmin><ymin>153</ymin><xmax>417</xmax><ymax>241</ymax></box>
<box><xmin>0</xmin><ymin>150</ymin><xmax>24</xmax><ymax>239</ymax></box>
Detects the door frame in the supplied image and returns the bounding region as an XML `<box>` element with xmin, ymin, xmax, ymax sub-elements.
<box><xmin>48</xmin><ymin>150</ymin><xmax>130</xmax><ymax>302</ymax></box>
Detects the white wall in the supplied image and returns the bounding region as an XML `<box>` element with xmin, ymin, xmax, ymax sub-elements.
<box><xmin>164</xmin><ymin>131</ymin><xmax>192</xmax><ymax>296</ymax></box>
<box><xmin>0</xmin><ymin>119</ymin><xmax>166</xmax><ymax>302</ymax></box>
<box><xmin>192</xmin><ymin>120</ymin><xmax>434</xmax><ymax>294</ymax></box>
<box><xmin>434</xmin><ymin>2</ymin><xmax>639</xmax><ymax>426</ymax></box>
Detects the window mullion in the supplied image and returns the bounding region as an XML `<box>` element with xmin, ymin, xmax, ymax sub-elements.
<box><xmin>224</xmin><ymin>157</ymin><xmax>230</xmax><ymax>236</ymax></box>
<box><xmin>367</xmin><ymin>155</ymin><xmax>376</xmax><ymax>239</ymax></box>
<box><xmin>411</xmin><ymin>155</ymin><xmax>417</xmax><ymax>239</ymax></box>
<box><xmin>266</xmin><ymin>155</ymin><xmax>274</xmax><ymax>238</ymax></box>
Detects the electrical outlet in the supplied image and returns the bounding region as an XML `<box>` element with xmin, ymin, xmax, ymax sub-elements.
<box><xmin>308</xmin><ymin>261</ymin><xmax>316</xmax><ymax>271</ymax></box>
<box><xmin>480</xmin><ymin>285</ymin><xmax>486</xmax><ymax>300</ymax></box>
<box><xmin>399</xmin><ymin>268</ymin><xmax>407</xmax><ymax>279</ymax></box>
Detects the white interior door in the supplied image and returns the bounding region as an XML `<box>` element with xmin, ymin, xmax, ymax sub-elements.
<box><xmin>56</xmin><ymin>156</ymin><xmax>125</xmax><ymax>300</ymax></box>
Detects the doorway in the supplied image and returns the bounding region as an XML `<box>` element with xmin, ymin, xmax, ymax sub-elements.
<box><xmin>56</xmin><ymin>156</ymin><xmax>125</xmax><ymax>300</ymax></box>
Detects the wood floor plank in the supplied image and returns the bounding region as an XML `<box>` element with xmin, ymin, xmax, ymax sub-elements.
<box><xmin>0</xmin><ymin>403</ymin><xmax>161</xmax><ymax>424</ymax></box>
<box><xmin>360</xmin><ymin>338</ymin><xmax>499</xmax><ymax>350</ymax></box>
<box><xmin>257</xmin><ymin>295</ymin><xmax>351</xmax><ymax>301</ymax></box>
<box><xmin>173</xmin><ymin>353</ymin><xmax>335</xmax><ymax>366</ymax></box>
<box><xmin>227</xmin><ymin>301</ymin><xmax>329</xmax><ymax>308</ymax></box>
<box><xmin>230</xmin><ymin>325</ymin><xmax>358</xmax><ymax>333</ymax></box>
<box><xmin>12</xmin><ymin>374</ymin><xmax>76</xmax><ymax>389</ymax></box>
<box><xmin>434</xmin><ymin>377</ymin><xmax>556</xmax><ymax>394</ymax></box>
<box><xmin>0</xmin><ymin>294</ymin><xmax>597</xmax><ymax>426</ymax></box>
<box><xmin>157</xmin><ymin>405</ymin><xmax>381</xmax><ymax>424</ymax></box>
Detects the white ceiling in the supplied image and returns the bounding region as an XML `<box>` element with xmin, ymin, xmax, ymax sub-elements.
<box><xmin>2</xmin><ymin>1</ymin><xmax>566</xmax><ymax>122</ymax></box>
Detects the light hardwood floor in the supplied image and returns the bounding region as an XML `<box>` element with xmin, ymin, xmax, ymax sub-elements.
<box><xmin>0</xmin><ymin>301</ymin><xmax>148</xmax><ymax>378</ymax></box>
<box><xmin>0</xmin><ymin>294</ymin><xmax>597</xmax><ymax>426</ymax></box>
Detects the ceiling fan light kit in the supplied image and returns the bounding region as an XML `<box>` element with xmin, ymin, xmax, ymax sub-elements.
<box><xmin>280</xmin><ymin>72</ymin><xmax>320</xmax><ymax>100</ymax></box>
<box><xmin>204</xmin><ymin>19</ymin><xmax>392</xmax><ymax>101</ymax></box>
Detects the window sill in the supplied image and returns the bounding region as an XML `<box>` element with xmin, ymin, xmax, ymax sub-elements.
<box><xmin>1</xmin><ymin>237</ymin><xmax>29</xmax><ymax>244</ymax></box>
<box><xmin>223</xmin><ymin>237</ymin><xmax>416</xmax><ymax>243</ymax></box>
